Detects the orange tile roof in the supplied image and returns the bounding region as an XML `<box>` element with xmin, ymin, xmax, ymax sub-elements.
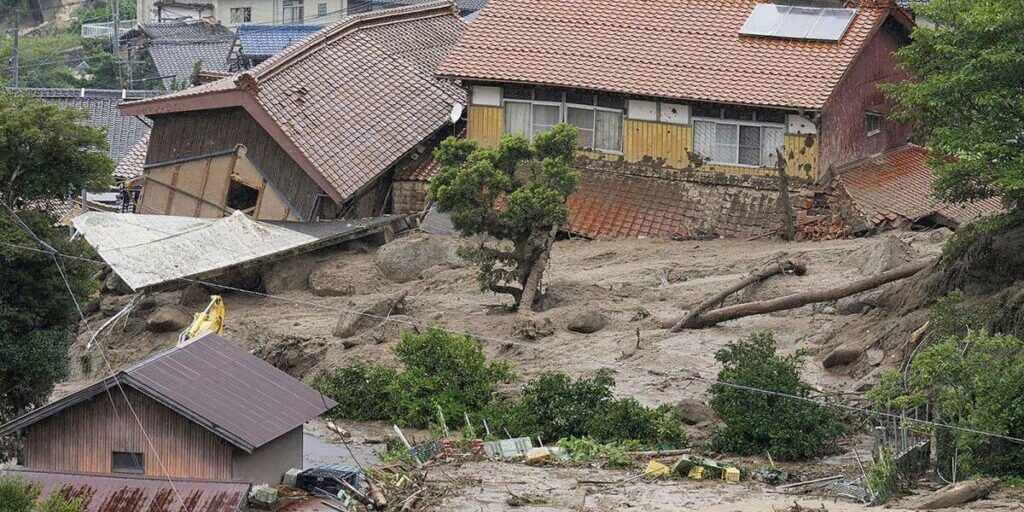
<box><xmin>836</xmin><ymin>145</ymin><xmax>1002</xmax><ymax>227</ymax></box>
<box><xmin>121</xmin><ymin>1</ymin><xmax>466</xmax><ymax>204</ymax></box>
<box><xmin>437</xmin><ymin>0</ymin><xmax>902</xmax><ymax>109</ymax></box>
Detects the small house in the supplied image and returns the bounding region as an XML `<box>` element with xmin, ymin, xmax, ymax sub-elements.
<box><xmin>0</xmin><ymin>332</ymin><xmax>336</xmax><ymax>485</ymax></box>
<box><xmin>436</xmin><ymin>0</ymin><xmax>919</xmax><ymax>238</ymax></box>
<box><xmin>119</xmin><ymin>1</ymin><xmax>466</xmax><ymax>222</ymax></box>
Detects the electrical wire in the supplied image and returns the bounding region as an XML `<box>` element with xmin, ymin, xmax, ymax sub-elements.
<box><xmin>0</xmin><ymin>201</ymin><xmax>193</xmax><ymax>512</ymax></box>
<box><xmin>2</xmin><ymin>234</ymin><xmax>1023</xmax><ymax>446</ymax></box>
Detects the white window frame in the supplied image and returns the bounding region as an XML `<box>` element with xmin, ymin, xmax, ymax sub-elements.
<box><xmin>230</xmin><ymin>6</ymin><xmax>251</xmax><ymax>23</ymax></box>
<box><xmin>865</xmin><ymin>112</ymin><xmax>882</xmax><ymax>137</ymax></box>
<box><xmin>317</xmin><ymin>2</ymin><xmax>327</xmax><ymax>16</ymax></box>
<box><xmin>693</xmin><ymin>117</ymin><xmax>786</xmax><ymax>168</ymax></box>
<box><xmin>502</xmin><ymin>91</ymin><xmax>624</xmax><ymax>154</ymax></box>
<box><xmin>283</xmin><ymin>0</ymin><xmax>304</xmax><ymax>23</ymax></box>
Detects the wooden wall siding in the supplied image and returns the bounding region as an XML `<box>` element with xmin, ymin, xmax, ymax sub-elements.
<box><xmin>138</xmin><ymin>149</ymin><xmax>300</xmax><ymax>221</ymax></box>
<box><xmin>467</xmin><ymin>105</ymin><xmax>503</xmax><ymax>147</ymax></box>
<box><xmin>147</xmin><ymin>108</ymin><xmax>322</xmax><ymax>219</ymax></box>
<box><xmin>466</xmin><ymin>108</ymin><xmax>819</xmax><ymax>180</ymax></box>
<box><xmin>23</xmin><ymin>387</ymin><xmax>234</xmax><ymax>479</ymax></box>
<box><xmin>623</xmin><ymin>119</ymin><xmax>691</xmax><ymax>168</ymax></box>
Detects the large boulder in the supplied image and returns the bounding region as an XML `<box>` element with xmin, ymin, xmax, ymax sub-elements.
<box><xmin>902</xmin><ymin>478</ymin><xmax>998</xmax><ymax>510</ymax></box>
<box><xmin>261</xmin><ymin>253</ymin><xmax>320</xmax><ymax>294</ymax></box>
<box><xmin>674</xmin><ymin>398</ymin><xmax>717</xmax><ymax>426</ymax></box>
<box><xmin>374</xmin><ymin>234</ymin><xmax>464</xmax><ymax>283</ymax></box>
<box><xmin>822</xmin><ymin>345</ymin><xmax>861</xmax><ymax>368</ymax></box>
<box><xmin>567</xmin><ymin>310</ymin><xmax>608</xmax><ymax>334</ymax></box>
<box><xmin>146</xmin><ymin>305</ymin><xmax>193</xmax><ymax>332</ymax></box>
<box><xmin>333</xmin><ymin>290</ymin><xmax>408</xmax><ymax>338</ymax></box>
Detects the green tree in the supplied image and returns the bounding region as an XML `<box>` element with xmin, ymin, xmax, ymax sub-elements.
<box><xmin>883</xmin><ymin>0</ymin><xmax>1024</xmax><ymax>208</ymax></box>
<box><xmin>0</xmin><ymin>476</ymin><xmax>84</xmax><ymax>512</ymax></box>
<box><xmin>709</xmin><ymin>332</ymin><xmax>843</xmax><ymax>460</ymax></box>
<box><xmin>429</xmin><ymin>124</ymin><xmax>580</xmax><ymax>310</ymax></box>
<box><xmin>0</xmin><ymin>90</ymin><xmax>112</xmax><ymax>204</ymax></box>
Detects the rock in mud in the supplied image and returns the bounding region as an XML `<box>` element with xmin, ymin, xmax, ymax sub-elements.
<box><xmin>513</xmin><ymin>317</ymin><xmax>554</xmax><ymax>340</ymax></box>
<box><xmin>333</xmin><ymin>290</ymin><xmax>408</xmax><ymax>338</ymax></box>
<box><xmin>866</xmin><ymin>348</ymin><xmax>884</xmax><ymax>366</ymax></box>
<box><xmin>261</xmin><ymin>253</ymin><xmax>319</xmax><ymax>293</ymax></box>
<box><xmin>374</xmin><ymin>234</ymin><xmax>464</xmax><ymax>283</ymax></box>
<box><xmin>822</xmin><ymin>346</ymin><xmax>861</xmax><ymax>368</ymax></box>
<box><xmin>145</xmin><ymin>305</ymin><xmax>193</xmax><ymax>332</ymax></box>
<box><xmin>674</xmin><ymin>398</ymin><xmax>716</xmax><ymax>425</ymax></box>
<box><xmin>567</xmin><ymin>310</ymin><xmax>608</xmax><ymax>333</ymax></box>
<box><xmin>103</xmin><ymin>272</ymin><xmax>133</xmax><ymax>295</ymax></box>
<box><xmin>99</xmin><ymin>295</ymin><xmax>133</xmax><ymax>316</ymax></box>
<box><xmin>836</xmin><ymin>295</ymin><xmax>868</xmax><ymax>315</ymax></box>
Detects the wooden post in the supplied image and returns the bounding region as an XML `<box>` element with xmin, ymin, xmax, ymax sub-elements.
<box><xmin>775</xmin><ymin>148</ymin><xmax>795</xmax><ymax>241</ymax></box>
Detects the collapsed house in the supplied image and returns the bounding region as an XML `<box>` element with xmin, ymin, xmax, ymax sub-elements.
<box><xmin>118</xmin><ymin>2</ymin><xmax>466</xmax><ymax>222</ymax></box>
<box><xmin>436</xmin><ymin>0</ymin><xmax>995</xmax><ymax>238</ymax></box>
<box><xmin>0</xmin><ymin>332</ymin><xmax>335</xmax><ymax>492</ymax></box>
<box><xmin>121</xmin><ymin>18</ymin><xmax>235</xmax><ymax>89</ymax></box>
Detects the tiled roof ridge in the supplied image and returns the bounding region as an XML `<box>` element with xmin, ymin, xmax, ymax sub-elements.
<box><xmin>13</xmin><ymin>87</ymin><xmax>165</xmax><ymax>99</ymax></box>
<box><xmin>253</xmin><ymin>0</ymin><xmax>458</xmax><ymax>82</ymax></box>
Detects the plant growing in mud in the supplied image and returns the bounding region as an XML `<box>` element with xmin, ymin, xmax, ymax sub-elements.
<box><xmin>709</xmin><ymin>332</ymin><xmax>843</xmax><ymax>460</ymax></box>
<box><xmin>429</xmin><ymin>125</ymin><xmax>580</xmax><ymax>311</ymax></box>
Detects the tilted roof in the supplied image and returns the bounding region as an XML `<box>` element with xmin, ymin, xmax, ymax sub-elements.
<box><xmin>15</xmin><ymin>88</ymin><xmax>164</xmax><ymax>166</ymax></box>
<box><xmin>133</xmin><ymin>18</ymin><xmax>235</xmax><ymax>42</ymax></box>
<box><xmin>437</xmin><ymin>0</ymin><xmax>912</xmax><ymax>110</ymax></box>
<box><xmin>121</xmin><ymin>1</ymin><xmax>467</xmax><ymax>204</ymax></box>
<box><xmin>0</xmin><ymin>332</ymin><xmax>336</xmax><ymax>452</ymax></box>
<box><xmin>835</xmin><ymin>145</ymin><xmax>1002</xmax><ymax>228</ymax></box>
<box><xmin>6</xmin><ymin>469</ymin><xmax>249</xmax><ymax>512</ymax></box>
<box><xmin>149</xmin><ymin>40</ymin><xmax>234</xmax><ymax>88</ymax></box>
<box><xmin>116</xmin><ymin>131</ymin><xmax>150</xmax><ymax>181</ymax></box>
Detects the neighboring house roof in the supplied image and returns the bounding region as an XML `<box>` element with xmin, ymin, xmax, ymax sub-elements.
<box><xmin>365</xmin><ymin>0</ymin><xmax>489</xmax><ymax>14</ymax></box>
<box><xmin>120</xmin><ymin>1</ymin><xmax>467</xmax><ymax>204</ymax></box>
<box><xmin>4</xmin><ymin>469</ymin><xmax>249</xmax><ymax>512</ymax></box>
<box><xmin>15</xmin><ymin>88</ymin><xmax>164</xmax><ymax>166</ymax></box>
<box><xmin>0</xmin><ymin>332</ymin><xmax>337</xmax><ymax>453</ymax></box>
<box><xmin>436</xmin><ymin>0</ymin><xmax>913</xmax><ymax>110</ymax></box>
<box><xmin>835</xmin><ymin>145</ymin><xmax>1002</xmax><ymax>229</ymax></box>
<box><xmin>236</xmin><ymin>23</ymin><xmax>324</xmax><ymax>59</ymax></box>
<box><xmin>69</xmin><ymin>211</ymin><xmax>399</xmax><ymax>290</ymax></box>
<box><xmin>116</xmin><ymin>131</ymin><xmax>150</xmax><ymax>181</ymax></box>
<box><xmin>129</xmin><ymin>19</ymin><xmax>235</xmax><ymax>88</ymax></box>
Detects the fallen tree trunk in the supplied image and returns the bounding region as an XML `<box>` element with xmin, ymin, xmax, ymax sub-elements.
<box><xmin>680</xmin><ymin>260</ymin><xmax>932</xmax><ymax>329</ymax></box>
<box><xmin>670</xmin><ymin>259</ymin><xmax>807</xmax><ymax>332</ymax></box>
<box><xmin>903</xmin><ymin>477</ymin><xmax>998</xmax><ymax>510</ymax></box>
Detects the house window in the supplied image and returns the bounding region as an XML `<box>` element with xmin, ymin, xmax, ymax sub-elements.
<box><xmin>502</xmin><ymin>89</ymin><xmax>624</xmax><ymax>153</ymax></box>
<box><xmin>227</xmin><ymin>180</ymin><xmax>260</xmax><ymax>214</ymax></box>
<box><xmin>866</xmin><ymin>113</ymin><xmax>882</xmax><ymax>136</ymax></box>
<box><xmin>694</xmin><ymin>120</ymin><xmax>785</xmax><ymax>167</ymax></box>
<box><xmin>111</xmin><ymin>452</ymin><xmax>145</xmax><ymax>474</ymax></box>
<box><xmin>283</xmin><ymin>0</ymin><xmax>304</xmax><ymax>23</ymax></box>
<box><xmin>318</xmin><ymin>2</ymin><xmax>327</xmax><ymax>16</ymax></box>
<box><xmin>230</xmin><ymin>7</ymin><xmax>251</xmax><ymax>23</ymax></box>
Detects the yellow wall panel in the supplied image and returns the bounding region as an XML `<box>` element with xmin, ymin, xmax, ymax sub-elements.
<box><xmin>783</xmin><ymin>133</ymin><xmax>819</xmax><ymax>180</ymax></box>
<box><xmin>623</xmin><ymin>119</ymin><xmax>691</xmax><ymax>168</ymax></box>
<box><xmin>467</xmin><ymin>105</ymin><xmax>503</xmax><ymax>148</ymax></box>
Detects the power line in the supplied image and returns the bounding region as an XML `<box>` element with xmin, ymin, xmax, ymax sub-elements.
<box><xmin>0</xmin><ymin>201</ymin><xmax>192</xmax><ymax>512</ymax></box>
<box><xmin>2</xmin><ymin>234</ymin><xmax>1023</xmax><ymax>446</ymax></box>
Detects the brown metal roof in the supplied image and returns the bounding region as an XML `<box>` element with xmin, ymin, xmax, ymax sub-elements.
<box><xmin>436</xmin><ymin>0</ymin><xmax>912</xmax><ymax>110</ymax></box>
<box><xmin>7</xmin><ymin>468</ymin><xmax>249</xmax><ymax>512</ymax></box>
<box><xmin>0</xmin><ymin>333</ymin><xmax>336</xmax><ymax>452</ymax></box>
<box><xmin>120</xmin><ymin>1</ymin><xmax>467</xmax><ymax>204</ymax></box>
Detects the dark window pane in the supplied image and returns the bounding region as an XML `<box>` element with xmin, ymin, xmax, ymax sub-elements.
<box><xmin>112</xmin><ymin>452</ymin><xmax>145</xmax><ymax>474</ymax></box>
<box><xmin>534</xmin><ymin>88</ymin><xmax>563</xmax><ymax>102</ymax></box>
<box><xmin>566</xmin><ymin>91</ymin><xmax>595</xmax><ymax>105</ymax></box>
<box><xmin>757</xmin><ymin>109</ymin><xmax>786</xmax><ymax>124</ymax></box>
<box><xmin>503</xmin><ymin>85</ymin><xmax>531</xmax><ymax>100</ymax></box>
<box><xmin>692</xmin><ymin>103</ymin><xmax>721</xmax><ymax>118</ymax></box>
<box><xmin>723</xmin><ymin>105</ymin><xmax>756</xmax><ymax>121</ymax></box>
<box><xmin>596</xmin><ymin>95</ymin><xmax>625</xmax><ymax>109</ymax></box>
<box><xmin>739</xmin><ymin>147</ymin><xmax>762</xmax><ymax>166</ymax></box>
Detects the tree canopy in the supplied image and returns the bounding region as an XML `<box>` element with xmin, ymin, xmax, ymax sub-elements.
<box><xmin>884</xmin><ymin>0</ymin><xmax>1024</xmax><ymax>208</ymax></box>
<box><xmin>0</xmin><ymin>91</ymin><xmax>113</xmax><ymax>204</ymax></box>
<box><xmin>429</xmin><ymin>124</ymin><xmax>580</xmax><ymax>309</ymax></box>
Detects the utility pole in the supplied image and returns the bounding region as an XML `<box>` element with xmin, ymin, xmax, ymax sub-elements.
<box><xmin>11</xmin><ymin>6</ymin><xmax>20</xmax><ymax>87</ymax></box>
<box><xmin>112</xmin><ymin>0</ymin><xmax>122</xmax><ymax>88</ymax></box>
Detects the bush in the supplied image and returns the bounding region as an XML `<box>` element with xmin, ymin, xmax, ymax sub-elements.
<box><xmin>315</xmin><ymin>327</ymin><xmax>512</xmax><ymax>428</ymax></box>
<box><xmin>0</xmin><ymin>478</ymin><xmax>83</xmax><ymax>512</ymax></box>
<box><xmin>555</xmin><ymin>437</ymin><xmax>639</xmax><ymax>467</ymax></box>
<box><xmin>491</xmin><ymin>370</ymin><xmax>687</xmax><ymax>448</ymax></box>
<box><xmin>709</xmin><ymin>332</ymin><xmax>843</xmax><ymax>460</ymax></box>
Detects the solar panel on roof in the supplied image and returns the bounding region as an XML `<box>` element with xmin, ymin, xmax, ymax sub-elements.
<box><xmin>739</xmin><ymin>3</ymin><xmax>857</xmax><ymax>41</ymax></box>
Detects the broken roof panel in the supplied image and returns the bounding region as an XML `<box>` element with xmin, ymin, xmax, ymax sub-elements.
<box><xmin>0</xmin><ymin>332</ymin><xmax>337</xmax><ymax>452</ymax></box>
<box><xmin>120</xmin><ymin>1</ymin><xmax>467</xmax><ymax>204</ymax></box>
<box><xmin>149</xmin><ymin>40</ymin><xmax>234</xmax><ymax>88</ymax></box>
<box><xmin>6</xmin><ymin>469</ymin><xmax>249</xmax><ymax>512</ymax></box>
<box><xmin>15</xmin><ymin>88</ymin><xmax>164</xmax><ymax>165</ymax></box>
<box><xmin>437</xmin><ymin>0</ymin><xmax>910</xmax><ymax>109</ymax></box>
<box><xmin>71</xmin><ymin>211</ymin><xmax>396</xmax><ymax>290</ymax></box>
<box><xmin>835</xmin><ymin>145</ymin><xmax>1002</xmax><ymax>228</ymax></box>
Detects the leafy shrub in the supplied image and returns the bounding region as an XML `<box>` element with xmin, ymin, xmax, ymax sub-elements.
<box><xmin>315</xmin><ymin>327</ymin><xmax>512</xmax><ymax>428</ymax></box>
<box><xmin>312</xmin><ymin>363</ymin><xmax>398</xmax><ymax>421</ymax></box>
<box><xmin>491</xmin><ymin>370</ymin><xmax>687</xmax><ymax>448</ymax></box>
<box><xmin>0</xmin><ymin>478</ymin><xmax>83</xmax><ymax>512</ymax></box>
<box><xmin>555</xmin><ymin>436</ymin><xmax>640</xmax><ymax>467</ymax></box>
<box><xmin>709</xmin><ymin>332</ymin><xmax>843</xmax><ymax>460</ymax></box>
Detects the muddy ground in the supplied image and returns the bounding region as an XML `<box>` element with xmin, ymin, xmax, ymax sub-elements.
<box><xmin>61</xmin><ymin>227</ymin><xmax>1019</xmax><ymax>511</ymax></box>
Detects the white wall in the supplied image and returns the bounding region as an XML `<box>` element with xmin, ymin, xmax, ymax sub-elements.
<box><xmin>136</xmin><ymin>0</ymin><xmax>347</xmax><ymax>26</ymax></box>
